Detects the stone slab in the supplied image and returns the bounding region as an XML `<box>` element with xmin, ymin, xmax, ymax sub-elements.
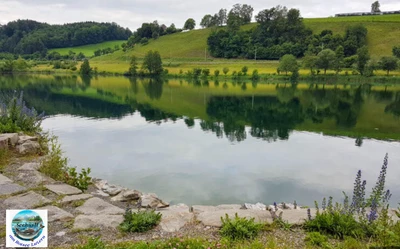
<box><xmin>59</xmin><ymin>194</ymin><xmax>93</xmax><ymax>204</ymax></box>
<box><xmin>196</xmin><ymin>209</ymin><xmax>273</xmax><ymax>227</ymax></box>
<box><xmin>73</xmin><ymin>215</ymin><xmax>123</xmax><ymax>230</ymax></box>
<box><xmin>0</xmin><ymin>183</ymin><xmax>26</xmax><ymax>195</ymax></box>
<box><xmin>17</xmin><ymin>135</ymin><xmax>38</xmax><ymax>144</ymax></box>
<box><xmin>0</xmin><ymin>174</ymin><xmax>12</xmax><ymax>184</ymax></box>
<box><xmin>75</xmin><ymin>197</ymin><xmax>124</xmax><ymax>215</ymax></box>
<box><xmin>192</xmin><ymin>204</ymin><xmax>242</xmax><ymax>214</ymax></box>
<box><xmin>3</xmin><ymin>191</ymin><xmax>51</xmax><ymax>209</ymax></box>
<box><xmin>0</xmin><ymin>133</ymin><xmax>19</xmax><ymax>146</ymax></box>
<box><xmin>37</xmin><ymin>205</ymin><xmax>74</xmax><ymax>222</ymax></box>
<box><xmin>45</xmin><ymin>184</ymin><xmax>82</xmax><ymax>195</ymax></box>
<box><xmin>18</xmin><ymin>162</ymin><xmax>40</xmax><ymax>171</ymax></box>
<box><xmin>159</xmin><ymin>204</ymin><xmax>194</xmax><ymax>232</ymax></box>
<box><xmin>278</xmin><ymin>208</ymin><xmax>317</xmax><ymax>225</ymax></box>
<box><xmin>15</xmin><ymin>170</ymin><xmax>55</xmax><ymax>188</ymax></box>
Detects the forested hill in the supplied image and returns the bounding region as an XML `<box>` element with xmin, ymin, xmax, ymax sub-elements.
<box><xmin>0</xmin><ymin>20</ymin><xmax>132</xmax><ymax>55</ymax></box>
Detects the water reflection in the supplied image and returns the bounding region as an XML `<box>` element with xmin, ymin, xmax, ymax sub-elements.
<box><xmin>1</xmin><ymin>75</ymin><xmax>400</xmax><ymax>205</ymax></box>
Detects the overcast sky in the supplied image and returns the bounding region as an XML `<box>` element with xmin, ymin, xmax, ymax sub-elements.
<box><xmin>1</xmin><ymin>0</ymin><xmax>400</xmax><ymax>31</ymax></box>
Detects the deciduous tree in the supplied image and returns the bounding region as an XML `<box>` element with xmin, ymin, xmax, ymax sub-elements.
<box><xmin>356</xmin><ymin>46</ymin><xmax>370</xmax><ymax>75</ymax></box>
<box><xmin>278</xmin><ymin>54</ymin><xmax>298</xmax><ymax>75</ymax></box>
<box><xmin>316</xmin><ymin>49</ymin><xmax>336</xmax><ymax>74</ymax></box>
<box><xmin>183</xmin><ymin>18</ymin><xmax>196</xmax><ymax>30</ymax></box>
<box><xmin>379</xmin><ymin>56</ymin><xmax>398</xmax><ymax>76</ymax></box>
<box><xmin>142</xmin><ymin>50</ymin><xmax>163</xmax><ymax>75</ymax></box>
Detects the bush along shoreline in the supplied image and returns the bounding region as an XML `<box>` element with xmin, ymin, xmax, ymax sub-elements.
<box><xmin>0</xmin><ymin>91</ymin><xmax>399</xmax><ymax>248</ymax></box>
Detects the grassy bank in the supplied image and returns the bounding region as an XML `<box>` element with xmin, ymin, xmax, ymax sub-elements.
<box><xmin>48</xmin><ymin>40</ymin><xmax>126</xmax><ymax>56</ymax></box>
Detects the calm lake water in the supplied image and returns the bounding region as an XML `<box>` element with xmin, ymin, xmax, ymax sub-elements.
<box><xmin>1</xmin><ymin>75</ymin><xmax>400</xmax><ymax>206</ymax></box>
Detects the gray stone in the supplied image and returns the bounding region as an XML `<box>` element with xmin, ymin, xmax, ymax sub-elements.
<box><xmin>141</xmin><ymin>194</ymin><xmax>169</xmax><ymax>209</ymax></box>
<box><xmin>0</xmin><ymin>136</ymin><xmax>8</xmax><ymax>150</ymax></box>
<box><xmin>75</xmin><ymin>197</ymin><xmax>124</xmax><ymax>215</ymax></box>
<box><xmin>73</xmin><ymin>215</ymin><xmax>123</xmax><ymax>230</ymax></box>
<box><xmin>18</xmin><ymin>162</ymin><xmax>40</xmax><ymax>171</ymax></box>
<box><xmin>91</xmin><ymin>190</ymin><xmax>109</xmax><ymax>197</ymax></box>
<box><xmin>3</xmin><ymin>191</ymin><xmax>51</xmax><ymax>209</ymax></box>
<box><xmin>59</xmin><ymin>194</ymin><xmax>93</xmax><ymax>204</ymax></box>
<box><xmin>93</xmin><ymin>179</ymin><xmax>108</xmax><ymax>190</ymax></box>
<box><xmin>192</xmin><ymin>204</ymin><xmax>241</xmax><ymax>214</ymax></box>
<box><xmin>196</xmin><ymin>209</ymin><xmax>273</xmax><ymax>227</ymax></box>
<box><xmin>159</xmin><ymin>204</ymin><xmax>194</xmax><ymax>232</ymax></box>
<box><xmin>278</xmin><ymin>209</ymin><xmax>317</xmax><ymax>225</ymax></box>
<box><xmin>15</xmin><ymin>170</ymin><xmax>55</xmax><ymax>188</ymax></box>
<box><xmin>244</xmin><ymin>203</ymin><xmax>267</xmax><ymax>210</ymax></box>
<box><xmin>111</xmin><ymin>189</ymin><xmax>141</xmax><ymax>202</ymax></box>
<box><xmin>17</xmin><ymin>135</ymin><xmax>38</xmax><ymax>144</ymax></box>
<box><xmin>56</xmin><ymin>231</ymin><xmax>66</xmax><ymax>237</ymax></box>
<box><xmin>45</xmin><ymin>184</ymin><xmax>82</xmax><ymax>195</ymax></box>
<box><xmin>0</xmin><ymin>174</ymin><xmax>12</xmax><ymax>184</ymax></box>
<box><xmin>0</xmin><ymin>133</ymin><xmax>19</xmax><ymax>146</ymax></box>
<box><xmin>16</xmin><ymin>140</ymin><xmax>40</xmax><ymax>154</ymax></box>
<box><xmin>0</xmin><ymin>183</ymin><xmax>26</xmax><ymax>195</ymax></box>
<box><xmin>102</xmin><ymin>184</ymin><xmax>124</xmax><ymax>196</ymax></box>
<box><xmin>37</xmin><ymin>205</ymin><xmax>74</xmax><ymax>222</ymax></box>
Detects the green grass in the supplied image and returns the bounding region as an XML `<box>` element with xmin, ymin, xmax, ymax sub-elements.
<box><xmin>48</xmin><ymin>40</ymin><xmax>125</xmax><ymax>56</ymax></box>
<box><xmin>91</xmin><ymin>14</ymin><xmax>400</xmax><ymax>64</ymax></box>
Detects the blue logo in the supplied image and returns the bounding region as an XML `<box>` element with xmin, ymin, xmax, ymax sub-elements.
<box><xmin>11</xmin><ymin>210</ymin><xmax>45</xmax><ymax>242</ymax></box>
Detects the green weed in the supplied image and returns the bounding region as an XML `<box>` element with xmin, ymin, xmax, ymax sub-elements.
<box><xmin>220</xmin><ymin>213</ymin><xmax>263</xmax><ymax>241</ymax></box>
<box><xmin>304</xmin><ymin>232</ymin><xmax>328</xmax><ymax>247</ymax></box>
<box><xmin>119</xmin><ymin>209</ymin><xmax>162</xmax><ymax>233</ymax></box>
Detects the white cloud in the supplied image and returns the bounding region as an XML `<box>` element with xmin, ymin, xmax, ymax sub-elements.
<box><xmin>1</xmin><ymin>0</ymin><xmax>399</xmax><ymax>30</ymax></box>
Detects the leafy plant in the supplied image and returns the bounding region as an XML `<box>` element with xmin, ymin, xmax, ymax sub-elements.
<box><xmin>119</xmin><ymin>209</ymin><xmax>162</xmax><ymax>233</ymax></box>
<box><xmin>220</xmin><ymin>213</ymin><xmax>263</xmax><ymax>241</ymax></box>
<box><xmin>0</xmin><ymin>91</ymin><xmax>44</xmax><ymax>133</ymax></box>
<box><xmin>304</xmin><ymin>232</ymin><xmax>328</xmax><ymax>247</ymax></box>
<box><xmin>76</xmin><ymin>237</ymin><xmax>105</xmax><ymax>249</ymax></box>
<box><xmin>65</xmin><ymin>167</ymin><xmax>92</xmax><ymax>191</ymax></box>
<box><xmin>39</xmin><ymin>136</ymin><xmax>68</xmax><ymax>181</ymax></box>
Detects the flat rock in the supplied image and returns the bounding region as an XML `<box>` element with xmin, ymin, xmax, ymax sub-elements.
<box><xmin>18</xmin><ymin>162</ymin><xmax>40</xmax><ymax>171</ymax></box>
<box><xmin>196</xmin><ymin>209</ymin><xmax>273</xmax><ymax>227</ymax></box>
<box><xmin>0</xmin><ymin>174</ymin><xmax>12</xmax><ymax>184</ymax></box>
<box><xmin>192</xmin><ymin>204</ymin><xmax>242</xmax><ymax>214</ymax></box>
<box><xmin>159</xmin><ymin>204</ymin><xmax>194</xmax><ymax>232</ymax></box>
<box><xmin>102</xmin><ymin>184</ymin><xmax>124</xmax><ymax>196</ymax></box>
<box><xmin>37</xmin><ymin>205</ymin><xmax>74</xmax><ymax>222</ymax></box>
<box><xmin>0</xmin><ymin>183</ymin><xmax>26</xmax><ymax>195</ymax></box>
<box><xmin>59</xmin><ymin>194</ymin><xmax>93</xmax><ymax>204</ymax></box>
<box><xmin>45</xmin><ymin>184</ymin><xmax>82</xmax><ymax>195</ymax></box>
<box><xmin>15</xmin><ymin>170</ymin><xmax>55</xmax><ymax>188</ymax></box>
<box><xmin>111</xmin><ymin>189</ymin><xmax>141</xmax><ymax>202</ymax></box>
<box><xmin>73</xmin><ymin>215</ymin><xmax>123</xmax><ymax>230</ymax></box>
<box><xmin>278</xmin><ymin>208</ymin><xmax>317</xmax><ymax>225</ymax></box>
<box><xmin>16</xmin><ymin>140</ymin><xmax>40</xmax><ymax>154</ymax></box>
<box><xmin>244</xmin><ymin>203</ymin><xmax>267</xmax><ymax>210</ymax></box>
<box><xmin>17</xmin><ymin>135</ymin><xmax>38</xmax><ymax>144</ymax></box>
<box><xmin>0</xmin><ymin>133</ymin><xmax>19</xmax><ymax>146</ymax></box>
<box><xmin>141</xmin><ymin>194</ymin><xmax>169</xmax><ymax>209</ymax></box>
<box><xmin>75</xmin><ymin>197</ymin><xmax>124</xmax><ymax>215</ymax></box>
<box><xmin>91</xmin><ymin>190</ymin><xmax>109</xmax><ymax>197</ymax></box>
<box><xmin>3</xmin><ymin>191</ymin><xmax>51</xmax><ymax>209</ymax></box>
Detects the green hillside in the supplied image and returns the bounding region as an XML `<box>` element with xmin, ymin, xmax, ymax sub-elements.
<box><xmin>94</xmin><ymin>14</ymin><xmax>400</xmax><ymax>62</ymax></box>
<box><xmin>48</xmin><ymin>40</ymin><xmax>126</xmax><ymax>56</ymax></box>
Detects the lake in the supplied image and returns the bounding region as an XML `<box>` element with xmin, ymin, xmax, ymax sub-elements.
<box><xmin>1</xmin><ymin>75</ymin><xmax>400</xmax><ymax>206</ymax></box>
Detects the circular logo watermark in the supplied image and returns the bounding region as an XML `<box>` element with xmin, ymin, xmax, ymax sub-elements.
<box><xmin>11</xmin><ymin>210</ymin><xmax>45</xmax><ymax>242</ymax></box>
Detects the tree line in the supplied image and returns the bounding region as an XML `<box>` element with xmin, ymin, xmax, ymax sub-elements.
<box><xmin>0</xmin><ymin>20</ymin><xmax>132</xmax><ymax>55</ymax></box>
<box><xmin>207</xmin><ymin>5</ymin><xmax>369</xmax><ymax>61</ymax></box>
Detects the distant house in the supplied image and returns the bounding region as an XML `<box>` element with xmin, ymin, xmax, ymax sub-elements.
<box><xmin>335</xmin><ymin>10</ymin><xmax>400</xmax><ymax>17</ymax></box>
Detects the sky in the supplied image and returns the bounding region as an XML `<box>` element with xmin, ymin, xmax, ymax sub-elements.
<box><xmin>1</xmin><ymin>0</ymin><xmax>400</xmax><ymax>31</ymax></box>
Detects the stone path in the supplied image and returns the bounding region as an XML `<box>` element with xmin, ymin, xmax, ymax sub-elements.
<box><xmin>1</xmin><ymin>159</ymin><xmax>399</xmax><ymax>247</ymax></box>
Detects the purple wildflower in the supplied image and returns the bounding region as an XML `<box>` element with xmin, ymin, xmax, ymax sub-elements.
<box><xmin>307</xmin><ymin>208</ymin><xmax>312</xmax><ymax>221</ymax></box>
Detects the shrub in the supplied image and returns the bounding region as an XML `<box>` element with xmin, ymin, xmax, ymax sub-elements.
<box><xmin>140</xmin><ymin>37</ymin><xmax>149</xmax><ymax>45</ymax></box>
<box><xmin>223</xmin><ymin>67</ymin><xmax>229</xmax><ymax>75</ymax></box>
<box><xmin>65</xmin><ymin>167</ymin><xmax>92</xmax><ymax>191</ymax></box>
<box><xmin>220</xmin><ymin>213</ymin><xmax>263</xmax><ymax>241</ymax></box>
<box><xmin>241</xmin><ymin>66</ymin><xmax>248</xmax><ymax>75</ymax></box>
<box><xmin>0</xmin><ymin>91</ymin><xmax>44</xmax><ymax>133</ymax></box>
<box><xmin>193</xmin><ymin>68</ymin><xmax>202</xmax><ymax>77</ymax></box>
<box><xmin>304</xmin><ymin>232</ymin><xmax>328</xmax><ymax>247</ymax></box>
<box><xmin>251</xmin><ymin>69</ymin><xmax>259</xmax><ymax>80</ymax></box>
<box><xmin>76</xmin><ymin>237</ymin><xmax>105</xmax><ymax>249</ymax></box>
<box><xmin>119</xmin><ymin>209</ymin><xmax>162</xmax><ymax>233</ymax></box>
<box><xmin>214</xmin><ymin>69</ymin><xmax>220</xmax><ymax>77</ymax></box>
<box><xmin>202</xmin><ymin>68</ymin><xmax>210</xmax><ymax>77</ymax></box>
<box><xmin>39</xmin><ymin>136</ymin><xmax>68</xmax><ymax>181</ymax></box>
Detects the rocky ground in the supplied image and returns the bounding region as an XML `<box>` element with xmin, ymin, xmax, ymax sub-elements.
<box><xmin>0</xmin><ymin>133</ymin><xmax>399</xmax><ymax>248</ymax></box>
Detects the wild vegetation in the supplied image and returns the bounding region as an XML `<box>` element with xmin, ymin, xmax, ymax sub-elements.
<box><xmin>119</xmin><ymin>209</ymin><xmax>162</xmax><ymax>233</ymax></box>
<box><xmin>0</xmin><ymin>20</ymin><xmax>131</xmax><ymax>56</ymax></box>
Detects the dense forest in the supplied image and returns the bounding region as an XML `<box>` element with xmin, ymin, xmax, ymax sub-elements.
<box><xmin>207</xmin><ymin>5</ymin><xmax>367</xmax><ymax>60</ymax></box>
<box><xmin>0</xmin><ymin>20</ymin><xmax>132</xmax><ymax>55</ymax></box>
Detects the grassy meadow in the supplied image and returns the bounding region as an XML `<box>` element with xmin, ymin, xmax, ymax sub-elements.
<box><xmin>48</xmin><ymin>40</ymin><xmax>125</xmax><ymax>56</ymax></box>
